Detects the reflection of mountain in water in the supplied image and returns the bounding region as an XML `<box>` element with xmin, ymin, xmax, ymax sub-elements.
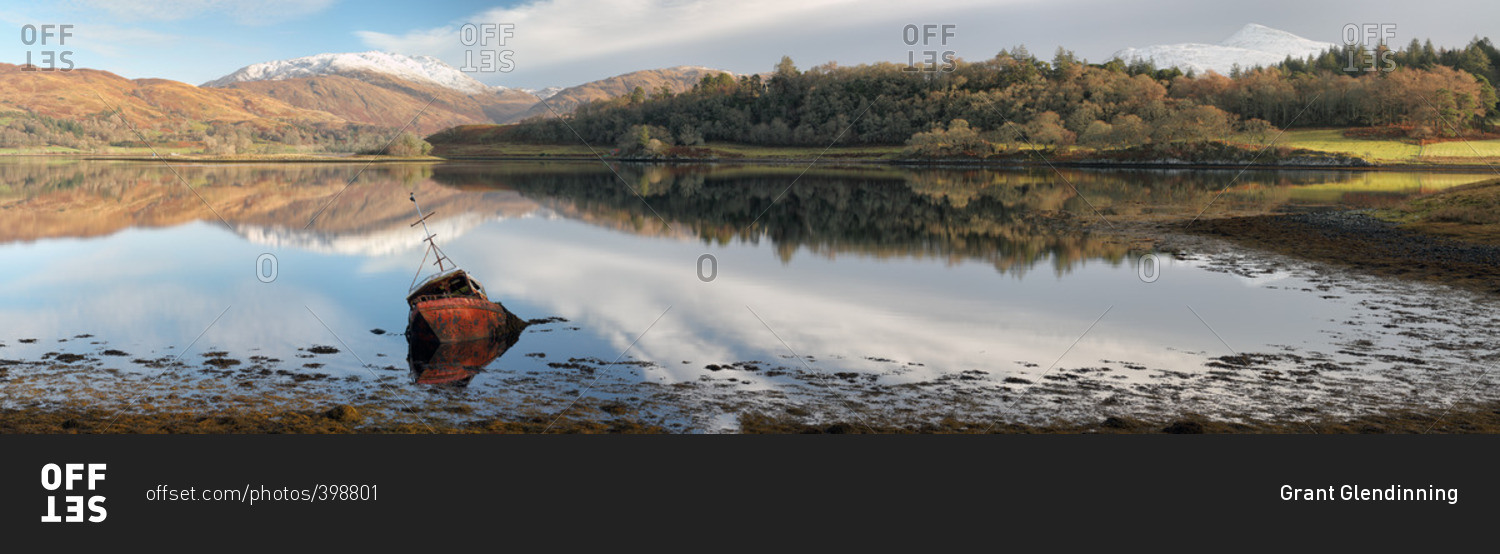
<box><xmin>235</xmin><ymin>211</ymin><xmax>505</xmax><ymax>257</ymax></box>
<box><xmin>0</xmin><ymin>160</ymin><xmax>540</xmax><ymax>247</ymax></box>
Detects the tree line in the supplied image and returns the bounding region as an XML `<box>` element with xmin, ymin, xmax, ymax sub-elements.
<box><xmin>495</xmin><ymin>38</ymin><xmax>1497</xmax><ymax>156</ymax></box>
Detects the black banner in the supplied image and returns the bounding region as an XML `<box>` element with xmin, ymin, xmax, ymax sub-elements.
<box><xmin>0</xmin><ymin>435</ymin><xmax>1492</xmax><ymax>546</ymax></box>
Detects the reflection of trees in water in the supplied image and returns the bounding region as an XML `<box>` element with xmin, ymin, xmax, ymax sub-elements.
<box><xmin>434</xmin><ymin>164</ymin><xmax>1176</xmax><ymax>276</ymax></box>
<box><xmin>431</xmin><ymin>163</ymin><xmax>1461</xmax><ymax>275</ymax></box>
<box><xmin>904</xmin><ymin>167</ymin><xmax>1374</xmax><ymax>215</ymax></box>
<box><xmin>7</xmin><ymin>158</ymin><xmax>1453</xmax><ymax>269</ymax></box>
<box><xmin>899</xmin><ymin>165</ymin><xmax>1476</xmax><ymax>218</ymax></box>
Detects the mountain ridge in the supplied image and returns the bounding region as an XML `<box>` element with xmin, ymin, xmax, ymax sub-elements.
<box><xmin>0</xmin><ymin>62</ymin><xmax>345</xmax><ymax>131</ymax></box>
<box><xmin>204</xmin><ymin>51</ymin><xmax>498</xmax><ymax>94</ymax></box>
<box><xmin>214</xmin><ymin>70</ymin><xmax>539</xmax><ymax>134</ymax></box>
<box><xmin>201</xmin><ymin>52</ymin><xmax>734</xmax><ymax>128</ymax></box>
<box><xmin>516</xmin><ymin>65</ymin><xmax>734</xmax><ymax>121</ymax></box>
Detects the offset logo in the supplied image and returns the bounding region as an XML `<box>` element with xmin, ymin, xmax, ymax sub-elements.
<box><xmin>40</xmin><ymin>463</ymin><xmax>107</xmax><ymax>523</ymax></box>
<box><xmin>902</xmin><ymin>24</ymin><xmax>956</xmax><ymax>72</ymax></box>
<box><xmin>458</xmin><ymin>23</ymin><xmax>516</xmax><ymax>73</ymax></box>
<box><xmin>1342</xmin><ymin>23</ymin><xmax>1397</xmax><ymax>72</ymax></box>
<box><xmin>20</xmin><ymin>24</ymin><xmax>74</xmax><ymax>71</ymax></box>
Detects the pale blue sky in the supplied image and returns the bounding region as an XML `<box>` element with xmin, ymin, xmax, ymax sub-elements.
<box><xmin>6</xmin><ymin>0</ymin><xmax>1497</xmax><ymax>90</ymax></box>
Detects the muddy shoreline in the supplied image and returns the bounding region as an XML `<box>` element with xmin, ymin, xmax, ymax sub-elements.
<box><xmin>6</xmin><ymin>209</ymin><xmax>1499</xmax><ymax>434</ymax></box>
<box><xmin>1183</xmin><ymin>210</ymin><xmax>1500</xmax><ymax>295</ymax></box>
<box><xmin>6</xmin><ymin>400</ymin><xmax>1499</xmax><ymax>434</ymax></box>
<box><xmin>4</xmin><ymin>152</ymin><xmax>1497</xmax><ymax>172</ymax></box>
<box><xmin>739</xmin><ymin>401</ymin><xmax>1500</xmax><ymax>434</ymax></box>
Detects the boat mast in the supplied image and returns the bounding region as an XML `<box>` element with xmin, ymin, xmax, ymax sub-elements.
<box><xmin>409</xmin><ymin>193</ymin><xmax>455</xmax><ymax>288</ymax></box>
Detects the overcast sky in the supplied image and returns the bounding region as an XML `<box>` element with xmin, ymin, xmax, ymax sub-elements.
<box><xmin>6</xmin><ymin>0</ymin><xmax>1499</xmax><ymax>90</ymax></box>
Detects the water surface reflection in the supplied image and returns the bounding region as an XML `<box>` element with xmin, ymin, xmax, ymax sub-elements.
<box><xmin>1</xmin><ymin>159</ymin><xmax>1496</xmax><ymax>429</ymax></box>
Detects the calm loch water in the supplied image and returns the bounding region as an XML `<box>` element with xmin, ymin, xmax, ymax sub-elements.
<box><xmin>2</xmin><ymin>159</ymin><xmax>1497</xmax><ymax>430</ymax></box>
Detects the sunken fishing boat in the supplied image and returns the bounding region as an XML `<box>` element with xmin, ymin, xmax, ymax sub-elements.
<box><xmin>404</xmin><ymin>192</ymin><xmax>521</xmax><ymax>342</ymax></box>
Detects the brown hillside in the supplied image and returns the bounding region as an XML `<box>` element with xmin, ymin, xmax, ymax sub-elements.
<box><xmin>217</xmin><ymin>70</ymin><xmax>538</xmax><ymax>134</ymax></box>
<box><xmin>0</xmin><ymin>62</ymin><xmax>728</xmax><ymax>142</ymax></box>
<box><xmin>0</xmin><ymin>63</ymin><xmax>343</xmax><ymax>130</ymax></box>
<box><xmin>518</xmin><ymin>66</ymin><xmax>730</xmax><ymax>120</ymax></box>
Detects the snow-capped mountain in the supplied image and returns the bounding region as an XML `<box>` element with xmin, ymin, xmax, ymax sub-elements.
<box><xmin>1113</xmin><ymin>24</ymin><xmax>1337</xmax><ymax>75</ymax></box>
<box><xmin>234</xmin><ymin>212</ymin><xmax>502</xmax><ymax>258</ymax></box>
<box><xmin>522</xmin><ymin>86</ymin><xmax>565</xmax><ymax>100</ymax></box>
<box><xmin>204</xmin><ymin>51</ymin><xmax>498</xmax><ymax>94</ymax></box>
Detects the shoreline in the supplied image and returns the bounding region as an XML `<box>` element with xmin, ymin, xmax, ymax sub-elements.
<box><xmin>1181</xmin><ymin>211</ymin><xmax>1500</xmax><ymax>295</ymax></box>
<box><xmin>3</xmin><ymin>206</ymin><xmax>1495</xmax><ymax>435</ymax></box>
<box><xmin>6</xmin><ymin>400</ymin><xmax>1497</xmax><ymax>433</ymax></box>
<box><xmin>3</xmin><ymin>151</ymin><xmax>1497</xmax><ymax>171</ymax></box>
<box><xmin>0</xmin><ymin>153</ymin><xmax>445</xmax><ymax>164</ymax></box>
<box><xmin>450</xmin><ymin>156</ymin><xmax>1500</xmax><ymax>172</ymax></box>
<box><xmin>1163</xmin><ymin>179</ymin><xmax>1500</xmax><ymax>294</ymax></box>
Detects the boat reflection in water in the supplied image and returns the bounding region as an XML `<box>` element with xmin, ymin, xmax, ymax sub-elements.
<box><xmin>407</xmin><ymin>331</ymin><xmax>522</xmax><ymax>387</ymax></box>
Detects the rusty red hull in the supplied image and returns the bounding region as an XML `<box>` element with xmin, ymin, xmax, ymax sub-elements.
<box><xmin>406</xmin><ymin>296</ymin><xmax>507</xmax><ymax>342</ymax></box>
<box><xmin>411</xmin><ymin>363</ymin><xmax>476</xmax><ymax>385</ymax></box>
<box><xmin>408</xmin><ymin>337</ymin><xmax>507</xmax><ymax>386</ymax></box>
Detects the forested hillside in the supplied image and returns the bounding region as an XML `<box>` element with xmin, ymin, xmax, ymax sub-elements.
<box><xmin>484</xmin><ymin>39</ymin><xmax>1498</xmax><ymax>157</ymax></box>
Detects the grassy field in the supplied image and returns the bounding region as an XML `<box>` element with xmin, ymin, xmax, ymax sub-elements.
<box><xmin>1275</xmin><ymin>129</ymin><xmax>1500</xmax><ymax>164</ymax></box>
<box><xmin>1374</xmin><ymin>177</ymin><xmax>1500</xmax><ymax>245</ymax></box>
<box><xmin>0</xmin><ymin>146</ymin><xmax>86</xmax><ymax>154</ymax></box>
<box><xmin>91</xmin><ymin>153</ymin><xmax>443</xmax><ymax>163</ymax></box>
<box><xmin>0</xmin><ymin>141</ymin><xmax>437</xmax><ymax>162</ymax></box>
<box><xmin>0</xmin><ymin>145</ymin><xmax>301</xmax><ymax>157</ymax></box>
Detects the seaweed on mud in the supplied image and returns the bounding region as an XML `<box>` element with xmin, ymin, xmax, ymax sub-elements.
<box><xmin>1206</xmin><ymin>353</ymin><xmax>1283</xmax><ymax>369</ymax></box>
<box><xmin>546</xmin><ymin>362</ymin><xmax>594</xmax><ymax>372</ymax></box>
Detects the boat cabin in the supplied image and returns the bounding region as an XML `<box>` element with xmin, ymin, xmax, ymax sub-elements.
<box><xmin>406</xmin><ymin>269</ymin><xmax>488</xmax><ymax>306</ymax></box>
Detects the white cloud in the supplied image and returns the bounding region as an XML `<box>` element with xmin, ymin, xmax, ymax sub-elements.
<box><xmin>77</xmin><ymin>0</ymin><xmax>337</xmax><ymax>25</ymax></box>
<box><xmin>72</xmin><ymin>23</ymin><xmax>181</xmax><ymax>57</ymax></box>
<box><xmin>0</xmin><ymin>9</ymin><xmax>181</xmax><ymax>57</ymax></box>
<box><xmin>357</xmin><ymin>0</ymin><xmax>1000</xmax><ymax>87</ymax></box>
